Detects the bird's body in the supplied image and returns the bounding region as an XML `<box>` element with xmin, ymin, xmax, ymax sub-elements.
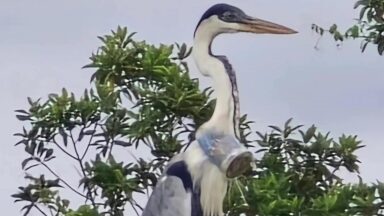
<box><xmin>142</xmin><ymin>143</ymin><xmax>226</xmax><ymax>216</ymax></box>
<box><xmin>142</xmin><ymin>4</ymin><xmax>296</xmax><ymax>216</ymax></box>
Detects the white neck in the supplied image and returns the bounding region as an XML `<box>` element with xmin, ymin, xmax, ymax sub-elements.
<box><xmin>193</xmin><ymin>18</ymin><xmax>237</xmax><ymax>136</ymax></box>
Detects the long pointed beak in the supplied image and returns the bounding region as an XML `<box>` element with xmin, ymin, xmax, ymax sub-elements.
<box><xmin>239</xmin><ymin>16</ymin><xmax>297</xmax><ymax>34</ymax></box>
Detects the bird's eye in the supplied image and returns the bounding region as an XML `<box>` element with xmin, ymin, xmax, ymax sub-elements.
<box><xmin>222</xmin><ymin>12</ymin><xmax>236</xmax><ymax>20</ymax></box>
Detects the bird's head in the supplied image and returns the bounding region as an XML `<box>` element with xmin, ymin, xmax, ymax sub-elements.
<box><xmin>194</xmin><ymin>3</ymin><xmax>297</xmax><ymax>38</ymax></box>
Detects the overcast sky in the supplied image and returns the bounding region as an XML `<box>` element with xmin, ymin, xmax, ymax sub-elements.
<box><xmin>1</xmin><ymin>0</ymin><xmax>383</xmax><ymax>215</ymax></box>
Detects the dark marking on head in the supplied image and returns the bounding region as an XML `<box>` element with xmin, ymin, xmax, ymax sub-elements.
<box><xmin>194</xmin><ymin>3</ymin><xmax>247</xmax><ymax>36</ymax></box>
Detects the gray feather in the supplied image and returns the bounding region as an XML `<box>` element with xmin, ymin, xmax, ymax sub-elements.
<box><xmin>142</xmin><ymin>176</ymin><xmax>191</xmax><ymax>216</ymax></box>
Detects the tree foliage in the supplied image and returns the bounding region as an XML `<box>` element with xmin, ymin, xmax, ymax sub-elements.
<box><xmin>12</xmin><ymin>27</ymin><xmax>384</xmax><ymax>216</ymax></box>
<box><xmin>313</xmin><ymin>0</ymin><xmax>384</xmax><ymax>55</ymax></box>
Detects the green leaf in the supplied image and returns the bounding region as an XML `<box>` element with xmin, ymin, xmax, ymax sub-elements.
<box><xmin>113</xmin><ymin>140</ymin><xmax>132</xmax><ymax>147</ymax></box>
<box><xmin>301</xmin><ymin>125</ymin><xmax>316</xmax><ymax>143</ymax></box>
<box><xmin>16</xmin><ymin>115</ymin><xmax>31</xmax><ymax>121</ymax></box>
<box><xmin>378</xmin><ymin>39</ymin><xmax>384</xmax><ymax>55</ymax></box>
<box><xmin>45</xmin><ymin>149</ymin><xmax>54</xmax><ymax>159</ymax></box>
<box><xmin>21</xmin><ymin>157</ymin><xmax>34</xmax><ymax>170</ymax></box>
<box><xmin>59</xmin><ymin>127</ymin><xmax>68</xmax><ymax>147</ymax></box>
<box><xmin>329</xmin><ymin>24</ymin><xmax>337</xmax><ymax>34</ymax></box>
<box><xmin>269</xmin><ymin>125</ymin><xmax>282</xmax><ymax>132</ymax></box>
<box><xmin>15</xmin><ymin>109</ymin><xmax>29</xmax><ymax>115</ymax></box>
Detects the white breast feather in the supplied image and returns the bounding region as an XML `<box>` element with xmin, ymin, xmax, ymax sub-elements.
<box><xmin>184</xmin><ymin>142</ymin><xmax>228</xmax><ymax>216</ymax></box>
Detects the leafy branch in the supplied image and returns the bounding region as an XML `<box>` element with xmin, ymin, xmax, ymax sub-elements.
<box><xmin>12</xmin><ymin>26</ymin><xmax>384</xmax><ymax>216</ymax></box>
<box><xmin>313</xmin><ymin>0</ymin><xmax>384</xmax><ymax>55</ymax></box>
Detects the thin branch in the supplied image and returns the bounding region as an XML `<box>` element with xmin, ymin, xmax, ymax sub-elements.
<box><xmin>49</xmin><ymin>207</ymin><xmax>54</xmax><ymax>216</ymax></box>
<box><xmin>40</xmin><ymin>162</ymin><xmax>87</xmax><ymax>199</ymax></box>
<box><xmin>50</xmin><ymin>140</ymin><xmax>77</xmax><ymax>160</ymax></box>
<box><xmin>69</xmin><ymin>130</ymin><xmax>97</xmax><ymax>208</ymax></box>
<box><xmin>235</xmin><ymin>179</ymin><xmax>248</xmax><ymax>206</ymax></box>
<box><xmin>133</xmin><ymin>199</ymin><xmax>143</xmax><ymax>211</ymax></box>
<box><xmin>33</xmin><ymin>204</ymin><xmax>49</xmax><ymax>216</ymax></box>
<box><xmin>314</xmin><ymin>35</ymin><xmax>323</xmax><ymax>50</ymax></box>
<box><xmin>81</xmin><ymin>123</ymin><xmax>98</xmax><ymax>160</ymax></box>
<box><xmin>129</xmin><ymin>201</ymin><xmax>140</xmax><ymax>216</ymax></box>
<box><xmin>108</xmin><ymin>138</ymin><xmax>115</xmax><ymax>159</ymax></box>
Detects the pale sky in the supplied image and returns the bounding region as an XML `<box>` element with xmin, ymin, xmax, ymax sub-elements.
<box><xmin>1</xmin><ymin>0</ymin><xmax>383</xmax><ymax>215</ymax></box>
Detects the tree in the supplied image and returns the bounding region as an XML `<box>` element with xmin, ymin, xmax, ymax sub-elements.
<box><xmin>313</xmin><ymin>0</ymin><xmax>384</xmax><ymax>55</ymax></box>
<box><xmin>12</xmin><ymin>27</ymin><xmax>384</xmax><ymax>216</ymax></box>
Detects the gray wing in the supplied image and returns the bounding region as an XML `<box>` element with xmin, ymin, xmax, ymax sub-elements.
<box><xmin>142</xmin><ymin>176</ymin><xmax>191</xmax><ymax>216</ymax></box>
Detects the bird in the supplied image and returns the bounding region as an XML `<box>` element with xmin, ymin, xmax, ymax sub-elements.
<box><xmin>141</xmin><ymin>3</ymin><xmax>297</xmax><ymax>216</ymax></box>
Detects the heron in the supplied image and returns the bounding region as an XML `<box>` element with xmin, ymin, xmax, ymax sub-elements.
<box><xmin>142</xmin><ymin>3</ymin><xmax>296</xmax><ymax>216</ymax></box>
